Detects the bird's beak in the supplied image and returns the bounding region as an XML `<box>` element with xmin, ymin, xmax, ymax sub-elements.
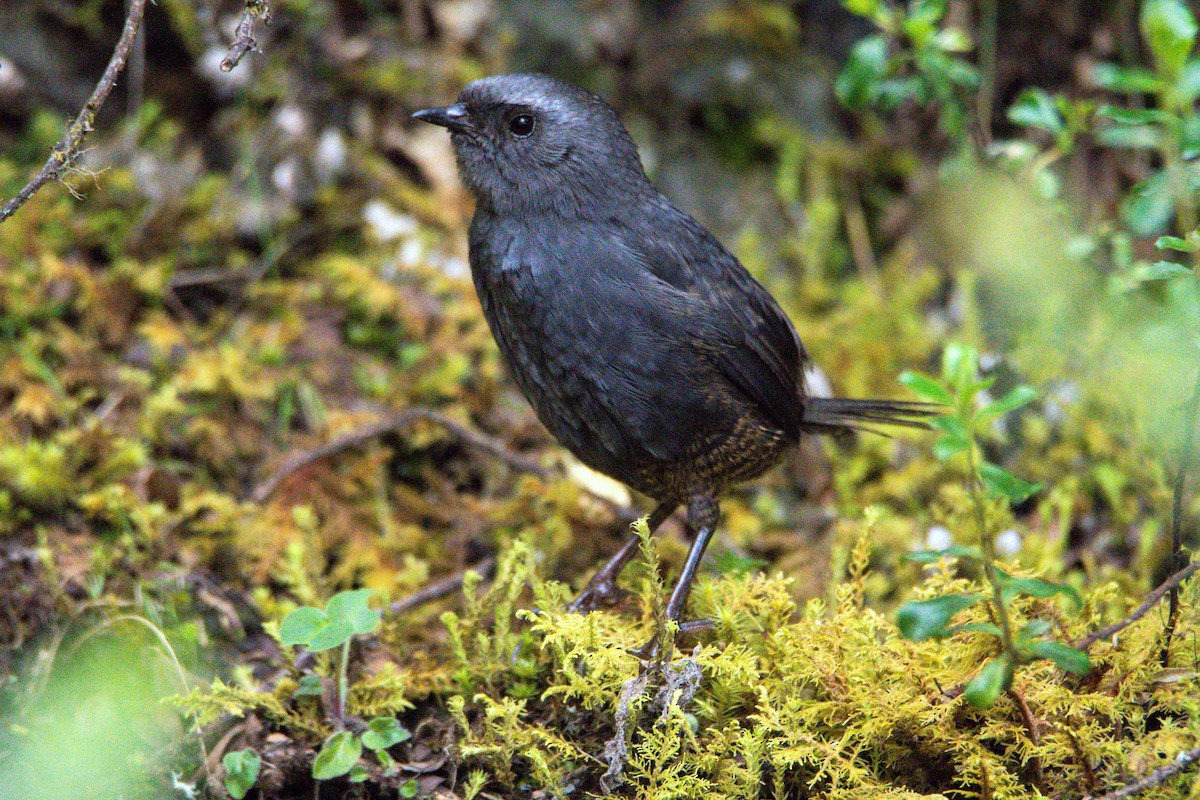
<box><xmin>411</xmin><ymin>103</ymin><xmax>473</xmax><ymax>134</ymax></box>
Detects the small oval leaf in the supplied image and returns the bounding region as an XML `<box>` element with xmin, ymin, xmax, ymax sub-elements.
<box><xmin>965</xmin><ymin>656</ymin><xmax>1014</xmax><ymax>708</ymax></box>
<box><xmin>279</xmin><ymin>607</ymin><xmax>327</xmax><ymax>647</ymax></box>
<box><xmin>979</xmin><ymin>462</ymin><xmax>1042</xmax><ymax>504</ymax></box>
<box><xmin>361</xmin><ymin>717</ymin><xmax>411</xmax><ymax>751</ymax></box>
<box><xmin>905</xmin><ymin>545</ymin><xmax>981</xmax><ymax>563</ymax></box>
<box><xmin>1027</xmin><ymin>640</ymin><xmax>1092</xmax><ymax>674</ymax></box>
<box><xmin>222</xmin><ymin>749</ymin><xmax>261</xmax><ymax>800</ymax></box>
<box><xmin>896</xmin><ymin>594</ymin><xmax>981</xmax><ymax>641</ymax></box>
<box><xmin>898</xmin><ymin>371</ymin><xmax>954</xmax><ymax>405</ymax></box>
<box><xmin>312</xmin><ymin>731</ymin><xmax>363</xmax><ymax>780</ymax></box>
<box><xmin>994</xmin><ymin>569</ymin><xmax>1082</xmax><ymax>607</ymax></box>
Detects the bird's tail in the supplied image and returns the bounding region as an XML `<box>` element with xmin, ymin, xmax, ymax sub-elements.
<box><xmin>800</xmin><ymin>397</ymin><xmax>940</xmax><ymax>435</ymax></box>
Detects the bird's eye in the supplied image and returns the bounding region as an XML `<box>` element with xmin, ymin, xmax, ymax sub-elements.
<box><xmin>508</xmin><ymin>114</ymin><xmax>536</xmax><ymax>138</ymax></box>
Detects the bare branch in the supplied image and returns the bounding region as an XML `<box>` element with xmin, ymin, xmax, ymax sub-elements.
<box><xmin>0</xmin><ymin>0</ymin><xmax>147</xmax><ymax>224</ymax></box>
<box><xmin>388</xmin><ymin>557</ymin><xmax>496</xmax><ymax>616</ymax></box>
<box><xmin>250</xmin><ymin>408</ymin><xmax>548</xmax><ymax>503</ymax></box>
<box><xmin>1007</xmin><ymin>688</ymin><xmax>1044</xmax><ymax>792</ymax></box>
<box><xmin>1085</xmin><ymin>744</ymin><xmax>1200</xmax><ymax>800</ymax></box>
<box><xmin>1075</xmin><ymin>561</ymin><xmax>1198</xmax><ymax>652</ymax></box>
<box><xmin>220</xmin><ymin>0</ymin><xmax>274</xmax><ymax>72</ymax></box>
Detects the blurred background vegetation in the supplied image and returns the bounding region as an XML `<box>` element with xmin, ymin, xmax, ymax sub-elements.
<box><xmin>1</xmin><ymin>0</ymin><xmax>1199</xmax><ymax>798</ymax></box>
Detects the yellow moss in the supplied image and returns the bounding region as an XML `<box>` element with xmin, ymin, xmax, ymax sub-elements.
<box><xmin>420</xmin><ymin>528</ymin><xmax>1199</xmax><ymax>799</ymax></box>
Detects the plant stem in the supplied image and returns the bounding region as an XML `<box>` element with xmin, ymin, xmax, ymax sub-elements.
<box><xmin>1159</xmin><ymin>81</ymin><xmax>1197</xmax><ymax>250</ymax></box>
<box><xmin>1160</xmin><ymin>364</ymin><xmax>1200</xmax><ymax>666</ymax></box>
<box><xmin>337</xmin><ymin>639</ymin><xmax>350</xmax><ymax>724</ymax></box>
<box><xmin>967</xmin><ymin>444</ymin><xmax>1018</xmax><ymax>659</ymax></box>
<box><xmin>976</xmin><ymin>0</ymin><xmax>999</xmax><ymax>149</ymax></box>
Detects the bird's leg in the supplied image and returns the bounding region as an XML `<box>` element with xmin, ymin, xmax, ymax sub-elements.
<box><xmin>638</xmin><ymin>493</ymin><xmax>720</xmax><ymax>660</ymax></box>
<box><xmin>569</xmin><ymin>501</ymin><xmax>677</xmax><ymax>613</ymax></box>
<box><xmin>663</xmin><ymin>493</ymin><xmax>720</xmax><ymax>622</ymax></box>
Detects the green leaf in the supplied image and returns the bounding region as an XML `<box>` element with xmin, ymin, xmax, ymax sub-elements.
<box><xmin>279</xmin><ymin>590</ymin><xmax>379</xmax><ymax>652</ymax></box>
<box><xmin>941</xmin><ymin>342</ymin><xmax>979</xmax><ymax>395</ymax></box>
<box><xmin>930</xmin><ymin>415</ymin><xmax>970</xmax><ymax>441</ymax></box>
<box><xmin>979</xmin><ymin>462</ymin><xmax>1042</xmax><ymax>504</ymax></box>
<box><xmin>941</xmin><ymin>57</ymin><xmax>980</xmax><ymax>89</ymax></box>
<box><xmin>348</xmin><ymin>764</ymin><xmax>370</xmax><ymax>783</ymax></box>
<box><xmin>1027</xmin><ymin>640</ymin><xmax>1092</xmax><ymax>674</ymax></box>
<box><xmin>1018</xmin><ymin>619</ymin><xmax>1054</xmax><ymax>638</ymax></box>
<box><xmin>836</xmin><ymin>34</ymin><xmax>889</xmax><ymax>109</ymax></box>
<box><xmin>1096</xmin><ymin>105</ymin><xmax>1177</xmax><ymax>126</ymax></box>
<box><xmin>902</xmin><ymin>10</ymin><xmax>937</xmax><ymax>47</ymax></box>
<box><xmin>843</xmin><ymin>0</ymin><xmax>881</xmax><ymax>16</ymax></box>
<box><xmin>896</xmin><ymin>594</ymin><xmax>981</xmax><ymax>641</ymax></box>
<box><xmin>948</xmin><ymin>622</ymin><xmax>1003</xmax><ymax>637</ymax></box>
<box><xmin>1091</xmin><ymin>63</ymin><xmax>1162</xmax><ymax>93</ymax></box>
<box><xmin>934</xmin><ymin>435</ymin><xmax>969</xmax><ymax>460</ymax></box>
<box><xmin>1156</xmin><ymin>235</ymin><xmax>1196</xmax><ymax>252</ymax></box>
<box><xmin>898</xmin><ymin>371</ymin><xmax>954</xmax><ymax>404</ymax></box>
<box><xmin>1143</xmin><ymin>260</ymin><xmax>1193</xmax><ymax>281</ymax></box>
<box><xmin>711</xmin><ymin>550</ymin><xmax>770</xmax><ymax>576</ymax></box>
<box><xmin>931</xmin><ymin>416</ymin><xmax>971</xmax><ymax>461</ymax></box>
<box><xmin>312</xmin><ymin>731</ymin><xmax>363</xmax><ymax>780</ymax></box>
<box><xmin>877</xmin><ymin>77</ymin><xmax>925</xmax><ymax>110</ymax></box>
<box><xmin>1007</xmin><ymin>88</ymin><xmax>1064</xmax><ymax>134</ymax></box>
<box><xmin>994</xmin><ymin>569</ymin><xmax>1082</xmax><ymax>607</ymax></box>
<box><xmin>325</xmin><ymin>589</ymin><xmax>381</xmax><ymax>637</ymax></box>
<box><xmin>1121</xmin><ymin>171</ymin><xmax>1176</xmax><ymax>235</ymax></box>
<box><xmin>964</xmin><ymin>656</ymin><xmax>1014</xmax><ymax>708</ymax></box>
<box><xmin>279</xmin><ymin>607</ymin><xmax>327</xmax><ymax>647</ymax></box>
<box><xmin>980</xmin><ymin>385</ymin><xmax>1038</xmax><ymax>418</ymax></box>
<box><xmin>1142</xmin><ymin>0</ymin><xmax>1198</xmax><ymax>77</ymax></box>
<box><xmin>905</xmin><ymin>545</ymin><xmax>981</xmax><ymax>563</ymax></box>
<box><xmin>305</xmin><ymin>618</ymin><xmax>357</xmax><ymax>652</ymax></box>
<box><xmin>361</xmin><ymin>717</ymin><xmax>411</xmax><ymax>751</ymax></box>
<box><xmin>1182</xmin><ymin>112</ymin><xmax>1200</xmax><ymax>157</ymax></box>
<box><xmin>400</xmin><ymin>779</ymin><xmax>419</xmax><ymax>798</ymax></box>
<box><xmin>933</xmin><ymin>27</ymin><xmax>972</xmax><ymax>53</ymax></box>
<box><xmin>377</xmin><ymin>749</ymin><xmax>397</xmax><ymax>775</ymax></box>
<box><xmin>1175</xmin><ymin>59</ymin><xmax>1200</xmax><ymax>103</ymax></box>
<box><xmin>293</xmin><ymin>674</ymin><xmax>324</xmax><ymax>697</ymax></box>
<box><xmin>1095</xmin><ymin>123</ymin><xmax>1161</xmax><ymax>150</ymax></box>
<box><xmin>222</xmin><ymin>749</ymin><xmax>261</xmax><ymax>800</ymax></box>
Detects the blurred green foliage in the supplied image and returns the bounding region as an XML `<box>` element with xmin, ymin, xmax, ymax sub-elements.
<box><xmin>1</xmin><ymin>0</ymin><xmax>1199</xmax><ymax>797</ymax></box>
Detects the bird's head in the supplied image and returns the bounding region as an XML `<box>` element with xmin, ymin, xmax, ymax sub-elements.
<box><xmin>412</xmin><ymin>73</ymin><xmax>650</xmax><ymax>216</ymax></box>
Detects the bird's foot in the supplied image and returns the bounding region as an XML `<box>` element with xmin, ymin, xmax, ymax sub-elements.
<box><xmin>568</xmin><ymin>575</ymin><xmax>628</xmax><ymax>613</ymax></box>
<box><xmin>631</xmin><ymin>618</ymin><xmax>715</xmax><ymax>661</ymax></box>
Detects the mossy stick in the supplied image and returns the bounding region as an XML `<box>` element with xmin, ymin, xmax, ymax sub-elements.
<box><xmin>0</xmin><ymin>0</ymin><xmax>147</xmax><ymax>223</ymax></box>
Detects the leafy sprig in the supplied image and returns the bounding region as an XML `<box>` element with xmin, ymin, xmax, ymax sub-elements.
<box><xmin>898</xmin><ymin>344</ymin><xmax>1089</xmax><ymax>707</ymax></box>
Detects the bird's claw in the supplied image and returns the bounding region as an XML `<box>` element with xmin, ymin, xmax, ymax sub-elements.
<box><xmin>568</xmin><ymin>578</ymin><xmax>628</xmax><ymax>613</ymax></box>
<box><xmin>631</xmin><ymin>618</ymin><xmax>715</xmax><ymax>660</ymax></box>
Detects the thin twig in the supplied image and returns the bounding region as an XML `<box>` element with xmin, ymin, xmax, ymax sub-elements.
<box><xmin>220</xmin><ymin>0</ymin><xmax>273</xmax><ymax>72</ymax></box>
<box><xmin>842</xmin><ymin>181</ymin><xmax>883</xmax><ymax>295</ymax></box>
<box><xmin>1007</xmin><ymin>688</ymin><xmax>1044</xmax><ymax>792</ymax></box>
<box><xmin>1084</xmin><ymin>744</ymin><xmax>1200</xmax><ymax>800</ymax></box>
<box><xmin>388</xmin><ymin>557</ymin><xmax>496</xmax><ymax>616</ymax></box>
<box><xmin>0</xmin><ymin>0</ymin><xmax>148</xmax><ymax>224</ymax></box>
<box><xmin>250</xmin><ymin>408</ymin><xmax>547</xmax><ymax>503</ymax></box>
<box><xmin>1075</xmin><ymin>561</ymin><xmax>1199</xmax><ymax>652</ymax></box>
<box><xmin>126</xmin><ymin>0</ymin><xmax>146</xmax><ymax>117</ymax></box>
<box><xmin>1064</xmin><ymin>726</ymin><xmax>1098</xmax><ymax>796</ymax></box>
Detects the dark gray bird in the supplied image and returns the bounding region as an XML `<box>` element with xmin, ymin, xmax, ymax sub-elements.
<box><xmin>413</xmin><ymin>74</ymin><xmax>931</xmax><ymax>637</ymax></box>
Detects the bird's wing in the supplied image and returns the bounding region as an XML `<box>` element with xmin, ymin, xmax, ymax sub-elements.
<box><xmin>624</xmin><ymin>204</ymin><xmax>806</xmax><ymax>438</ymax></box>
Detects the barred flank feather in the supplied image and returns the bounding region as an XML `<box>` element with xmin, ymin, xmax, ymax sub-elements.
<box><xmin>800</xmin><ymin>398</ymin><xmax>940</xmax><ymax>435</ymax></box>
